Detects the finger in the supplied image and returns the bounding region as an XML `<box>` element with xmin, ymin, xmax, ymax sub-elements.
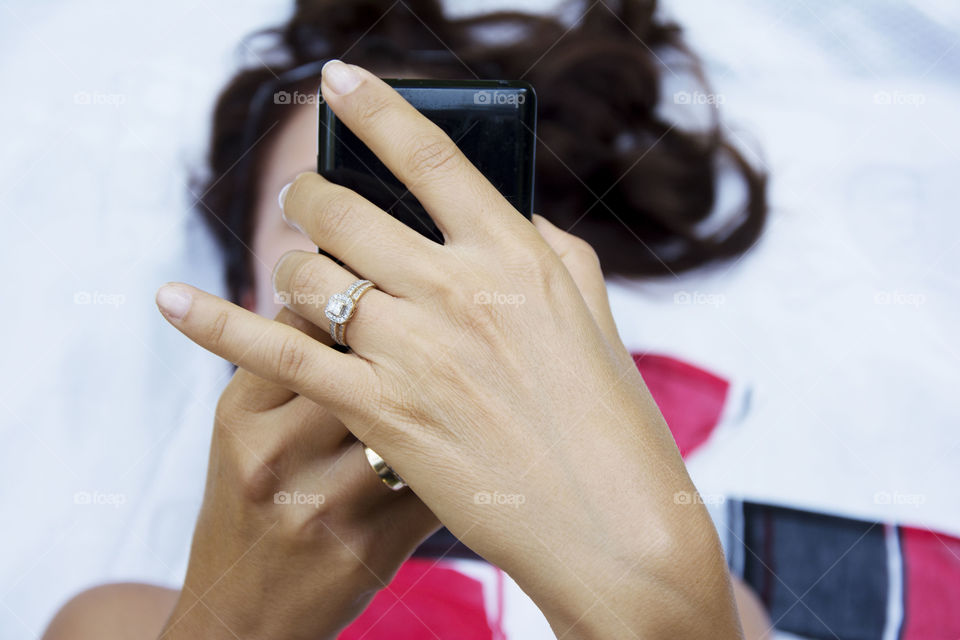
<box><xmin>337</xmin><ymin>440</ymin><xmax>441</xmax><ymax>544</ymax></box>
<box><xmin>369</xmin><ymin>493</ymin><xmax>442</xmax><ymax>556</ymax></box>
<box><xmin>334</xmin><ymin>440</ymin><xmax>412</xmax><ymax>507</ymax></box>
<box><xmin>223</xmin><ymin>396</ymin><xmax>351</xmax><ymax>481</ymax></box>
<box><xmin>271</xmin><ymin>250</ymin><xmax>394</xmax><ymax>355</ymax></box>
<box><xmin>319</xmin><ymin>60</ymin><xmax>523</xmax><ymax>243</ymax></box>
<box><xmin>273</xmin><ymin>394</ymin><xmax>353</xmax><ymax>454</ymax></box>
<box><xmin>228</xmin><ymin>306</ymin><xmax>335</xmax><ymax>413</ymax></box>
<box><xmin>155</xmin><ymin>282</ymin><xmax>372</xmax><ymax>414</ymax></box>
<box><xmin>531</xmin><ymin>214</ymin><xmax>622</xmax><ymax>345</ymax></box>
<box><xmin>280</xmin><ymin>173</ymin><xmax>444</xmax><ymax>296</ymax></box>
<box><xmin>274</xmin><ymin>303</ymin><xmax>335</xmax><ymax>345</ymax></box>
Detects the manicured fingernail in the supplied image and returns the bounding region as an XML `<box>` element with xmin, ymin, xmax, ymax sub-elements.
<box><xmin>278</xmin><ymin>183</ymin><xmax>303</xmax><ymax>232</ymax></box>
<box><xmin>156</xmin><ymin>283</ymin><xmax>192</xmax><ymax>320</ymax></box>
<box><xmin>278</xmin><ymin>182</ymin><xmax>292</xmax><ymax>212</ymax></box>
<box><xmin>272</xmin><ymin>252</ymin><xmax>293</xmax><ymax>295</ymax></box>
<box><xmin>322</xmin><ymin>60</ymin><xmax>362</xmax><ymax>96</ymax></box>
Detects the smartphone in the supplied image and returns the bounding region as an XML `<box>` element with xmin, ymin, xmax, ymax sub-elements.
<box><xmin>317</xmin><ymin>79</ymin><xmax>537</xmax><ymax>244</ymax></box>
<box><xmin>317</xmin><ymin>80</ymin><xmax>536</xmax><ymax>558</ymax></box>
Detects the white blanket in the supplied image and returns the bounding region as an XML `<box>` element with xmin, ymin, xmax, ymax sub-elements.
<box><xmin>0</xmin><ymin>1</ymin><xmax>957</xmax><ymax>637</ymax></box>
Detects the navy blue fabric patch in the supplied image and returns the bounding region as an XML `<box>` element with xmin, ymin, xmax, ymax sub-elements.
<box><xmin>737</xmin><ymin>502</ymin><xmax>888</xmax><ymax>640</ymax></box>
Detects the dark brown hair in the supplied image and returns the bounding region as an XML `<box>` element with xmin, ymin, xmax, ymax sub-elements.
<box><xmin>195</xmin><ymin>0</ymin><xmax>767</xmax><ymax>306</ymax></box>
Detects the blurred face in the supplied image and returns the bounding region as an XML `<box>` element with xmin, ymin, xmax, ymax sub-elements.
<box><xmin>247</xmin><ymin>104</ymin><xmax>318</xmax><ymax>316</ymax></box>
<box><xmin>247</xmin><ymin>67</ymin><xmax>413</xmax><ymax>315</ymax></box>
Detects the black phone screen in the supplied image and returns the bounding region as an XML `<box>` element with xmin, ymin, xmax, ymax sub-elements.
<box><xmin>317</xmin><ymin>79</ymin><xmax>537</xmax><ymax>243</ymax></box>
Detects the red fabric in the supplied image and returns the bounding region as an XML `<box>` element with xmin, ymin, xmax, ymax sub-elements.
<box><xmin>900</xmin><ymin>527</ymin><xmax>960</xmax><ymax>640</ymax></box>
<box><xmin>632</xmin><ymin>352</ymin><xmax>730</xmax><ymax>458</ymax></box>
<box><xmin>338</xmin><ymin>558</ymin><xmax>494</xmax><ymax>639</ymax></box>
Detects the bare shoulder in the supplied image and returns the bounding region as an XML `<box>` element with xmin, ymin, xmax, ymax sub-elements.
<box><xmin>731</xmin><ymin>575</ymin><xmax>773</xmax><ymax>640</ymax></box>
<box><xmin>42</xmin><ymin>583</ymin><xmax>179</xmax><ymax>640</ymax></box>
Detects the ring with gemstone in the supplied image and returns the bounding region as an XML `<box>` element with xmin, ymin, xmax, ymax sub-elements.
<box><xmin>362</xmin><ymin>445</ymin><xmax>407</xmax><ymax>491</ymax></box>
<box><xmin>324</xmin><ymin>279</ymin><xmax>375</xmax><ymax>348</ymax></box>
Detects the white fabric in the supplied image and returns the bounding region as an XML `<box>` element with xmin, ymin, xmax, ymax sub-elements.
<box><xmin>611</xmin><ymin>0</ymin><xmax>960</xmax><ymax>537</ymax></box>
<box><xmin>0</xmin><ymin>2</ymin><xmax>289</xmax><ymax>635</ymax></box>
<box><xmin>0</xmin><ymin>1</ymin><xmax>957</xmax><ymax>638</ymax></box>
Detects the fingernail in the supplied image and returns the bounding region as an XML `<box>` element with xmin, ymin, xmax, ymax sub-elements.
<box><xmin>279</xmin><ymin>183</ymin><xmax>303</xmax><ymax>232</ymax></box>
<box><xmin>322</xmin><ymin>60</ymin><xmax>362</xmax><ymax>96</ymax></box>
<box><xmin>272</xmin><ymin>252</ymin><xmax>293</xmax><ymax>295</ymax></box>
<box><xmin>278</xmin><ymin>182</ymin><xmax>292</xmax><ymax>212</ymax></box>
<box><xmin>156</xmin><ymin>283</ymin><xmax>192</xmax><ymax>320</ymax></box>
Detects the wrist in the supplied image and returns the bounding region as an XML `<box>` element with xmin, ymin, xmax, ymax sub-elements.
<box><xmin>510</xmin><ymin>512</ymin><xmax>740</xmax><ymax>639</ymax></box>
<box><xmin>159</xmin><ymin>589</ymin><xmax>347</xmax><ymax>640</ymax></box>
<box><xmin>490</xmin><ymin>403</ymin><xmax>741</xmax><ymax>637</ymax></box>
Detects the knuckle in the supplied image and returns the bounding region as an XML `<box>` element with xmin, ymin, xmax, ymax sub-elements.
<box><xmin>319</xmin><ymin>189</ymin><xmax>360</xmax><ymax>235</ymax></box>
<box><xmin>273</xmin><ymin>334</ymin><xmax>308</xmax><ymax>386</ymax></box>
<box><xmin>444</xmin><ymin>276</ymin><xmax>505</xmax><ymax>336</ymax></box>
<box><xmin>353</xmin><ymin>93</ymin><xmax>393</xmax><ymax>128</ymax></box>
<box><xmin>567</xmin><ymin>237</ymin><xmax>601</xmax><ymax>270</ymax></box>
<box><xmin>290</xmin><ymin>502</ymin><xmax>348</xmax><ymax>546</ymax></box>
<box><xmin>287</xmin><ymin>257</ymin><xmax>323</xmax><ymax>297</ymax></box>
<box><xmin>532</xmin><ymin>243</ymin><xmax>567</xmax><ymax>277</ymax></box>
<box><xmin>518</xmin><ymin>250</ymin><xmax>568</xmax><ymax>303</ymax></box>
<box><xmin>404</xmin><ymin>135</ymin><xmax>462</xmax><ymax>182</ymax></box>
<box><xmin>433</xmin><ymin>267</ymin><xmax>481</xmax><ymax>312</ymax></box>
<box><xmin>537</xmin><ymin>253</ymin><xmax>568</xmax><ymax>291</ymax></box>
<box><xmin>464</xmin><ymin>302</ymin><xmax>502</xmax><ymax>338</ymax></box>
<box><xmin>210</xmin><ymin>414</ymin><xmax>282</xmax><ymax>503</ymax></box>
<box><xmin>423</xmin><ymin>263</ymin><xmax>461</xmax><ymax>300</ymax></box>
<box><xmin>283</xmin><ymin>491</ymin><xmax>336</xmax><ymax>532</ymax></box>
<box><xmin>236</xmin><ymin>455</ymin><xmax>281</xmax><ymax>504</ymax></box>
<box><xmin>206</xmin><ymin>308</ymin><xmax>231</xmax><ymax>349</ymax></box>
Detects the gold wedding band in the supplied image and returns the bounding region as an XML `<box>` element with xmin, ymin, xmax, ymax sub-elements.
<box><xmin>362</xmin><ymin>445</ymin><xmax>407</xmax><ymax>491</ymax></box>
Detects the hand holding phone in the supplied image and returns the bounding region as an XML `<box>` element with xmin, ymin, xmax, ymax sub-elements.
<box><xmin>316</xmin><ymin>78</ymin><xmax>538</xmax><ymax>557</ymax></box>
<box><xmin>318</xmin><ymin>79</ymin><xmax>537</xmax><ymax>243</ymax></box>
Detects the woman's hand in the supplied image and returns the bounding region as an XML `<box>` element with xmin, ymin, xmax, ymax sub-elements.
<box><xmin>156</xmin><ymin>61</ymin><xmax>743</xmax><ymax>639</ymax></box>
<box><xmin>156</xmin><ymin>306</ymin><xmax>439</xmax><ymax>640</ymax></box>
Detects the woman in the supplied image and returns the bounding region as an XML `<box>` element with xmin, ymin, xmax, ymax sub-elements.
<box><xmin>44</xmin><ymin>1</ymin><xmax>770</xmax><ymax>637</ymax></box>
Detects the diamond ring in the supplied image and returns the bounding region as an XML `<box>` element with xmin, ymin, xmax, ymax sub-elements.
<box><xmin>324</xmin><ymin>279</ymin><xmax>375</xmax><ymax>348</ymax></box>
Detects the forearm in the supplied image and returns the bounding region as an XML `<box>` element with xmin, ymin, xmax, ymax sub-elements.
<box><xmin>158</xmin><ymin>586</ymin><xmax>352</xmax><ymax>640</ymax></box>
<box><xmin>156</xmin><ymin>511</ymin><xmax>384</xmax><ymax>640</ymax></box>
<box><xmin>158</xmin><ymin>594</ymin><xmax>263</xmax><ymax>640</ymax></box>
